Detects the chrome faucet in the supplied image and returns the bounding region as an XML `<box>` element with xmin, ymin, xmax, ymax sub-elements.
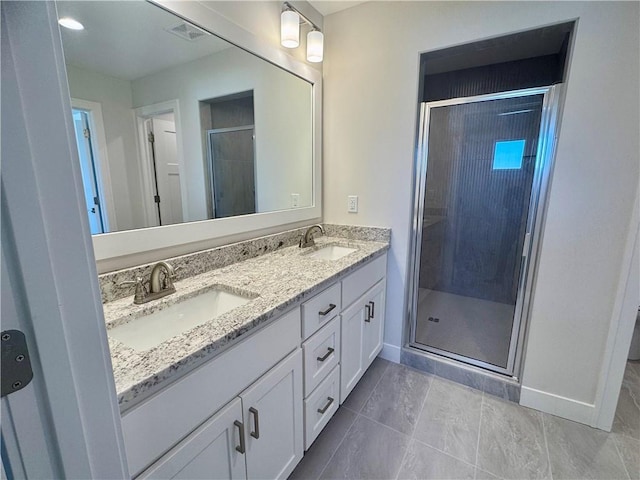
<box><xmin>119</xmin><ymin>261</ymin><xmax>177</xmax><ymax>304</ymax></box>
<box><xmin>299</xmin><ymin>224</ymin><xmax>325</xmax><ymax>248</ymax></box>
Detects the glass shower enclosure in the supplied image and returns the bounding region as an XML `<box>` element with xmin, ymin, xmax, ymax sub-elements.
<box><xmin>408</xmin><ymin>87</ymin><xmax>561</xmax><ymax>376</ymax></box>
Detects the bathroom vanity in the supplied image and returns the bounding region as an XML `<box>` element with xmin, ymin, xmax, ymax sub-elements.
<box><xmin>100</xmin><ymin>226</ymin><xmax>390</xmax><ymax>478</ymax></box>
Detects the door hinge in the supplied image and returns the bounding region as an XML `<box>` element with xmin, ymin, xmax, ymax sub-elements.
<box><xmin>83</xmin><ymin>128</ymin><xmax>90</xmax><ymax>139</ymax></box>
<box><xmin>154</xmin><ymin>195</ymin><xmax>161</xmax><ymax>204</ymax></box>
<box><xmin>93</xmin><ymin>196</ymin><xmax>100</xmax><ymax>206</ymax></box>
<box><xmin>148</xmin><ymin>132</ymin><xmax>155</xmax><ymax>144</ymax></box>
<box><xmin>1</xmin><ymin>330</ymin><xmax>34</xmax><ymax>397</ymax></box>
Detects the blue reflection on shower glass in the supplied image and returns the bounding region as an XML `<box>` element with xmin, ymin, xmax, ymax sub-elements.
<box><xmin>493</xmin><ymin>140</ymin><xmax>525</xmax><ymax>170</ymax></box>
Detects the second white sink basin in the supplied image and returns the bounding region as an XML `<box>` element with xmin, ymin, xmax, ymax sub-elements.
<box><xmin>307</xmin><ymin>245</ymin><xmax>357</xmax><ymax>261</ymax></box>
<box><xmin>108</xmin><ymin>287</ymin><xmax>255</xmax><ymax>351</ymax></box>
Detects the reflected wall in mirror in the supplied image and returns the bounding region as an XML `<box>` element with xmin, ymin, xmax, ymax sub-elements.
<box><xmin>58</xmin><ymin>1</ymin><xmax>314</xmax><ymax>234</ymax></box>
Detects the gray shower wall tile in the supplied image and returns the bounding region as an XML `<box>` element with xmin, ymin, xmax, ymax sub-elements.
<box><xmin>319</xmin><ymin>415</ymin><xmax>410</xmax><ymax>480</ymax></box>
<box><xmin>482</xmin><ymin>375</ymin><xmax>521</xmax><ymax>403</ymax></box>
<box><xmin>477</xmin><ymin>395</ymin><xmax>550</xmax><ymax>480</ymax></box>
<box><xmin>361</xmin><ymin>363</ymin><xmax>432</xmax><ymax>435</ymax></box>
<box><xmin>413</xmin><ymin>376</ymin><xmax>482</xmax><ymax>465</ymax></box>
<box><xmin>435</xmin><ymin>359</ymin><xmax>485</xmax><ymax>391</ymax></box>
<box><xmin>544</xmin><ymin>413</ymin><xmax>629</xmax><ymax>480</ymax></box>
<box><xmin>401</xmin><ymin>349</ymin><xmax>436</xmax><ymax>375</ymax></box>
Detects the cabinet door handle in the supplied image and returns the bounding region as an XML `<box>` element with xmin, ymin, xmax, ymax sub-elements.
<box><xmin>234</xmin><ymin>420</ymin><xmax>246</xmax><ymax>454</ymax></box>
<box><xmin>369</xmin><ymin>301</ymin><xmax>375</xmax><ymax>318</ymax></box>
<box><xmin>317</xmin><ymin>347</ymin><xmax>335</xmax><ymax>362</ymax></box>
<box><xmin>319</xmin><ymin>304</ymin><xmax>336</xmax><ymax>316</ymax></box>
<box><xmin>249</xmin><ymin>407</ymin><xmax>260</xmax><ymax>439</ymax></box>
<box><xmin>364</xmin><ymin>304</ymin><xmax>371</xmax><ymax>322</ymax></box>
<box><xmin>317</xmin><ymin>396</ymin><xmax>334</xmax><ymax>414</ymax></box>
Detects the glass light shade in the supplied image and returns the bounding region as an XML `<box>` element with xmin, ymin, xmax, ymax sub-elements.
<box><xmin>306</xmin><ymin>30</ymin><xmax>324</xmax><ymax>63</ymax></box>
<box><xmin>58</xmin><ymin>17</ymin><xmax>85</xmax><ymax>30</ymax></box>
<box><xmin>281</xmin><ymin>10</ymin><xmax>300</xmax><ymax>48</ymax></box>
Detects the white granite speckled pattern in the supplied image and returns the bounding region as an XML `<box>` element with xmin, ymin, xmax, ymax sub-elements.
<box><xmin>103</xmin><ymin>232</ymin><xmax>389</xmax><ymax>411</ymax></box>
<box><xmin>99</xmin><ymin>224</ymin><xmax>389</xmax><ymax>303</ymax></box>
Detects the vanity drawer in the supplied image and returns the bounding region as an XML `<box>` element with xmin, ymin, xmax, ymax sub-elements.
<box><xmin>342</xmin><ymin>253</ymin><xmax>387</xmax><ymax>309</ymax></box>
<box><xmin>121</xmin><ymin>308</ymin><xmax>301</xmax><ymax>477</ymax></box>
<box><xmin>301</xmin><ymin>283</ymin><xmax>341</xmax><ymax>340</ymax></box>
<box><xmin>303</xmin><ymin>316</ymin><xmax>340</xmax><ymax>395</ymax></box>
<box><xmin>304</xmin><ymin>364</ymin><xmax>340</xmax><ymax>450</ymax></box>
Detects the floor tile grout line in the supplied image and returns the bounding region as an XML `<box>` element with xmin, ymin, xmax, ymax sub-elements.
<box><xmin>541</xmin><ymin>413</ymin><xmax>554</xmax><ymax>480</ymax></box>
<box><xmin>315</xmin><ymin>408</ymin><xmax>358</xmax><ymax>480</ymax></box>
<box><xmin>412</xmin><ymin>436</ymin><xmax>478</xmax><ymax>470</ymax></box>
<box><xmin>357</xmin><ymin>359</ymin><xmax>392</xmax><ymax>414</ymax></box>
<box><xmin>474</xmin><ymin>389</ymin><xmax>484</xmax><ymax>473</ymax></box>
<box><xmin>394</xmin><ymin>370</ymin><xmax>434</xmax><ymax>480</ymax></box>
<box><xmin>612</xmin><ymin>434</ymin><xmax>633</xmax><ymax>480</ymax></box>
<box><xmin>315</xmin><ymin>359</ymin><xmax>391</xmax><ymax>480</ymax></box>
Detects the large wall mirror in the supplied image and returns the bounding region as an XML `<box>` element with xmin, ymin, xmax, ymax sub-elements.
<box><xmin>56</xmin><ymin>0</ymin><xmax>321</xmax><ymax>266</ymax></box>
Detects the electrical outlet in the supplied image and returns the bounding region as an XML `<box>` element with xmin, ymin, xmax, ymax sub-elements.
<box><xmin>291</xmin><ymin>193</ymin><xmax>300</xmax><ymax>208</ymax></box>
<box><xmin>347</xmin><ymin>195</ymin><xmax>358</xmax><ymax>213</ymax></box>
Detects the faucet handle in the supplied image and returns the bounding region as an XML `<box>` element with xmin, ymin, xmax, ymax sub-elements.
<box><xmin>118</xmin><ymin>277</ymin><xmax>148</xmax><ymax>304</ymax></box>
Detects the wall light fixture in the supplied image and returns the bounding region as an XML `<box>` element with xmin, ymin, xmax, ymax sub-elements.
<box><xmin>281</xmin><ymin>2</ymin><xmax>323</xmax><ymax>63</ymax></box>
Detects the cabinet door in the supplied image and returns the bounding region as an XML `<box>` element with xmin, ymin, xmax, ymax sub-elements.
<box><xmin>139</xmin><ymin>398</ymin><xmax>246</xmax><ymax>480</ymax></box>
<box><xmin>340</xmin><ymin>298</ymin><xmax>367</xmax><ymax>403</ymax></box>
<box><xmin>363</xmin><ymin>279</ymin><xmax>386</xmax><ymax>368</ymax></box>
<box><xmin>241</xmin><ymin>349</ymin><xmax>303</xmax><ymax>480</ymax></box>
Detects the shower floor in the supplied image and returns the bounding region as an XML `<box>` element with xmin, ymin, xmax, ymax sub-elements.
<box><xmin>415</xmin><ymin>289</ymin><xmax>514</xmax><ymax>368</ymax></box>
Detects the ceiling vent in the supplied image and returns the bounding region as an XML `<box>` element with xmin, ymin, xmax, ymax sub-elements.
<box><xmin>165</xmin><ymin>22</ymin><xmax>209</xmax><ymax>42</ymax></box>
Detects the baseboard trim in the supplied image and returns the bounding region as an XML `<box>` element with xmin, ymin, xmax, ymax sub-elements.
<box><xmin>379</xmin><ymin>343</ymin><xmax>401</xmax><ymax>363</ymax></box>
<box><xmin>520</xmin><ymin>386</ymin><xmax>596</xmax><ymax>426</ymax></box>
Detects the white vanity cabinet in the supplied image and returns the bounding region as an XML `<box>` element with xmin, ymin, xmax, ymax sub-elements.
<box><xmin>340</xmin><ymin>256</ymin><xmax>387</xmax><ymax>403</ymax></box>
<box><xmin>139</xmin><ymin>350</ymin><xmax>303</xmax><ymax>480</ymax></box>
<box><xmin>123</xmin><ymin>309</ymin><xmax>303</xmax><ymax>479</ymax></box>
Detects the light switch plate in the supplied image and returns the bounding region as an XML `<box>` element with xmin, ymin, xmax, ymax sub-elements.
<box><xmin>347</xmin><ymin>195</ymin><xmax>358</xmax><ymax>213</ymax></box>
<box><xmin>291</xmin><ymin>193</ymin><xmax>300</xmax><ymax>207</ymax></box>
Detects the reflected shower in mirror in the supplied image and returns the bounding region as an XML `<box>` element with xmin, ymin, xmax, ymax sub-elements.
<box><xmin>57</xmin><ymin>1</ymin><xmax>313</xmax><ymax>234</ymax></box>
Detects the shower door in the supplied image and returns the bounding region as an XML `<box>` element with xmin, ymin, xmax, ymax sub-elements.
<box><xmin>409</xmin><ymin>87</ymin><xmax>560</xmax><ymax>376</ymax></box>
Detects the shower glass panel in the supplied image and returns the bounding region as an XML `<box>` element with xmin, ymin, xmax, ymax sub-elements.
<box><xmin>414</xmin><ymin>94</ymin><xmax>544</xmax><ymax>371</ymax></box>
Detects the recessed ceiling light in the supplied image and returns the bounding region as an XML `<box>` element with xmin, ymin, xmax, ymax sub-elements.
<box><xmin>58</xmin><ymin>17</ymin><xmax>84</xmax><ymax>31</ymax></box>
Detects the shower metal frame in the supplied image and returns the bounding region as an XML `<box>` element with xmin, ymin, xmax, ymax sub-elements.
<box><xmin>407</xmin><ymin>85</ymin><xmax>563</xmax><ymax>377</ymax></box>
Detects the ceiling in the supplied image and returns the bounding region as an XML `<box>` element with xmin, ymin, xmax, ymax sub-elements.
<box><xmin>308</xmin><ymin>1</ymin><xmax>367</xmax><ymax>16</ymax></box>
<box><xmin>57</xmin><ymin>1</ymin><xmax>231</xmax><ymax>81</ymax></box>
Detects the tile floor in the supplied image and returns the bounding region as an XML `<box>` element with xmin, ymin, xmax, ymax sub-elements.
<box><xmin>290</xmin><ymin>358</ymin><xmax>640</xmax><ymax>480</ymax></box>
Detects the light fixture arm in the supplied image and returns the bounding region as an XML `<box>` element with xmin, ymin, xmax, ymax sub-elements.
<box><xmin>282</xmin><ymin>2</ymin><xmax>321</xmax><ymax>32</ymax></box>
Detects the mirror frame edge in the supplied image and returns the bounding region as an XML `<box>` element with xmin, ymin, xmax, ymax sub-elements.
<box><xmin>90</xmin><ymin>0</ymin><xmax>322</xmax><ymax>263</ymax></box>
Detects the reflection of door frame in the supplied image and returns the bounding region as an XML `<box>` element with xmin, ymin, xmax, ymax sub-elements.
<box><xmin>406</xmin><ymin>85</ymin><xmax>563</xmax><ymax>377</ymax></box>
<box><xmin>71</xmin><ymin>98</ymin><xmax>117</xmax><ymax>231</ymax></box>
<box><xmin>134</xmin><ymin>100</ymin><xmax>186</xmax><ymax>227</ymax></box>
<box><xmin>206</xmin><ymin>125</ymin><xmax>257</xmax><ymax>218</ymax></box>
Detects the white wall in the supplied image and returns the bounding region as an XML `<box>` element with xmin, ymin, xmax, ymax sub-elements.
<box><xmin>322</xmin><ymin>1</ymin><xmax>639</xmax><ymax>420</ymax></box>
<box><xmin>130</xmin><ymin>47</ymin><xmax>313</xmax><ymax>220</ymax></box>
<box><xmin>66</xmin><ymin>65</ymin><xmax>145</xmax><ymax>230</ymax></box>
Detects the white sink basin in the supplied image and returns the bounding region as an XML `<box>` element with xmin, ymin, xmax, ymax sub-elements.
<box><xmin>307</xmin><ymin>245</ymin><xmax>357</xmax><ymax>261</ymax></box>
<box><xmin>108</xmin><ymin>288</ymin><xmax>255</xmax><ymax>351</ymax></box>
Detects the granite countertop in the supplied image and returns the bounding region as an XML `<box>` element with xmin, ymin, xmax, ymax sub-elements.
<box><xmin>104</xmin><ymin>235</ymin><xmax>389</xmax><ymax>411</ymax></box>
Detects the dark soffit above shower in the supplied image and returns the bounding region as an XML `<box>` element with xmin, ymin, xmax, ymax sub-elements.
<box><xmin>422</xmin><ymin>22</ymin><xmax>574</xmax><ymax>75</ymax></box>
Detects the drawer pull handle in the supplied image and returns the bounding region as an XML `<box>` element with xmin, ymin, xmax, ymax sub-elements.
<box><xmin>319</xmin><ymin>304</ymin><xmax>337</xmax><ymax>316</ymax></box>
<box><xmin>317</xmin><ymin>396</ymin><xmax>335</xmax><ymax>414</ymax></box>
<box><xmin>369</xmin><ymin>301</ymin><xmax>375</xmax><ymax>318</ymax></box>
<box><xmin>234</xmin><ymin>420</ymin><xmax>246</xmax><ymax>454</ymax></box>
<box><xmin>249</xmin><ymin>407</ymin><xmax>260</xmax><ymax>439</ymax></box>
<box><xmin>364</xmin><ymin>304</ymin><xmax>371</xmax><ymax>322</ymax></box>
<box><xmin>317</xmin><ymin>347</ymin><xmax>335</xmax><ymax>362</ymax></box>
